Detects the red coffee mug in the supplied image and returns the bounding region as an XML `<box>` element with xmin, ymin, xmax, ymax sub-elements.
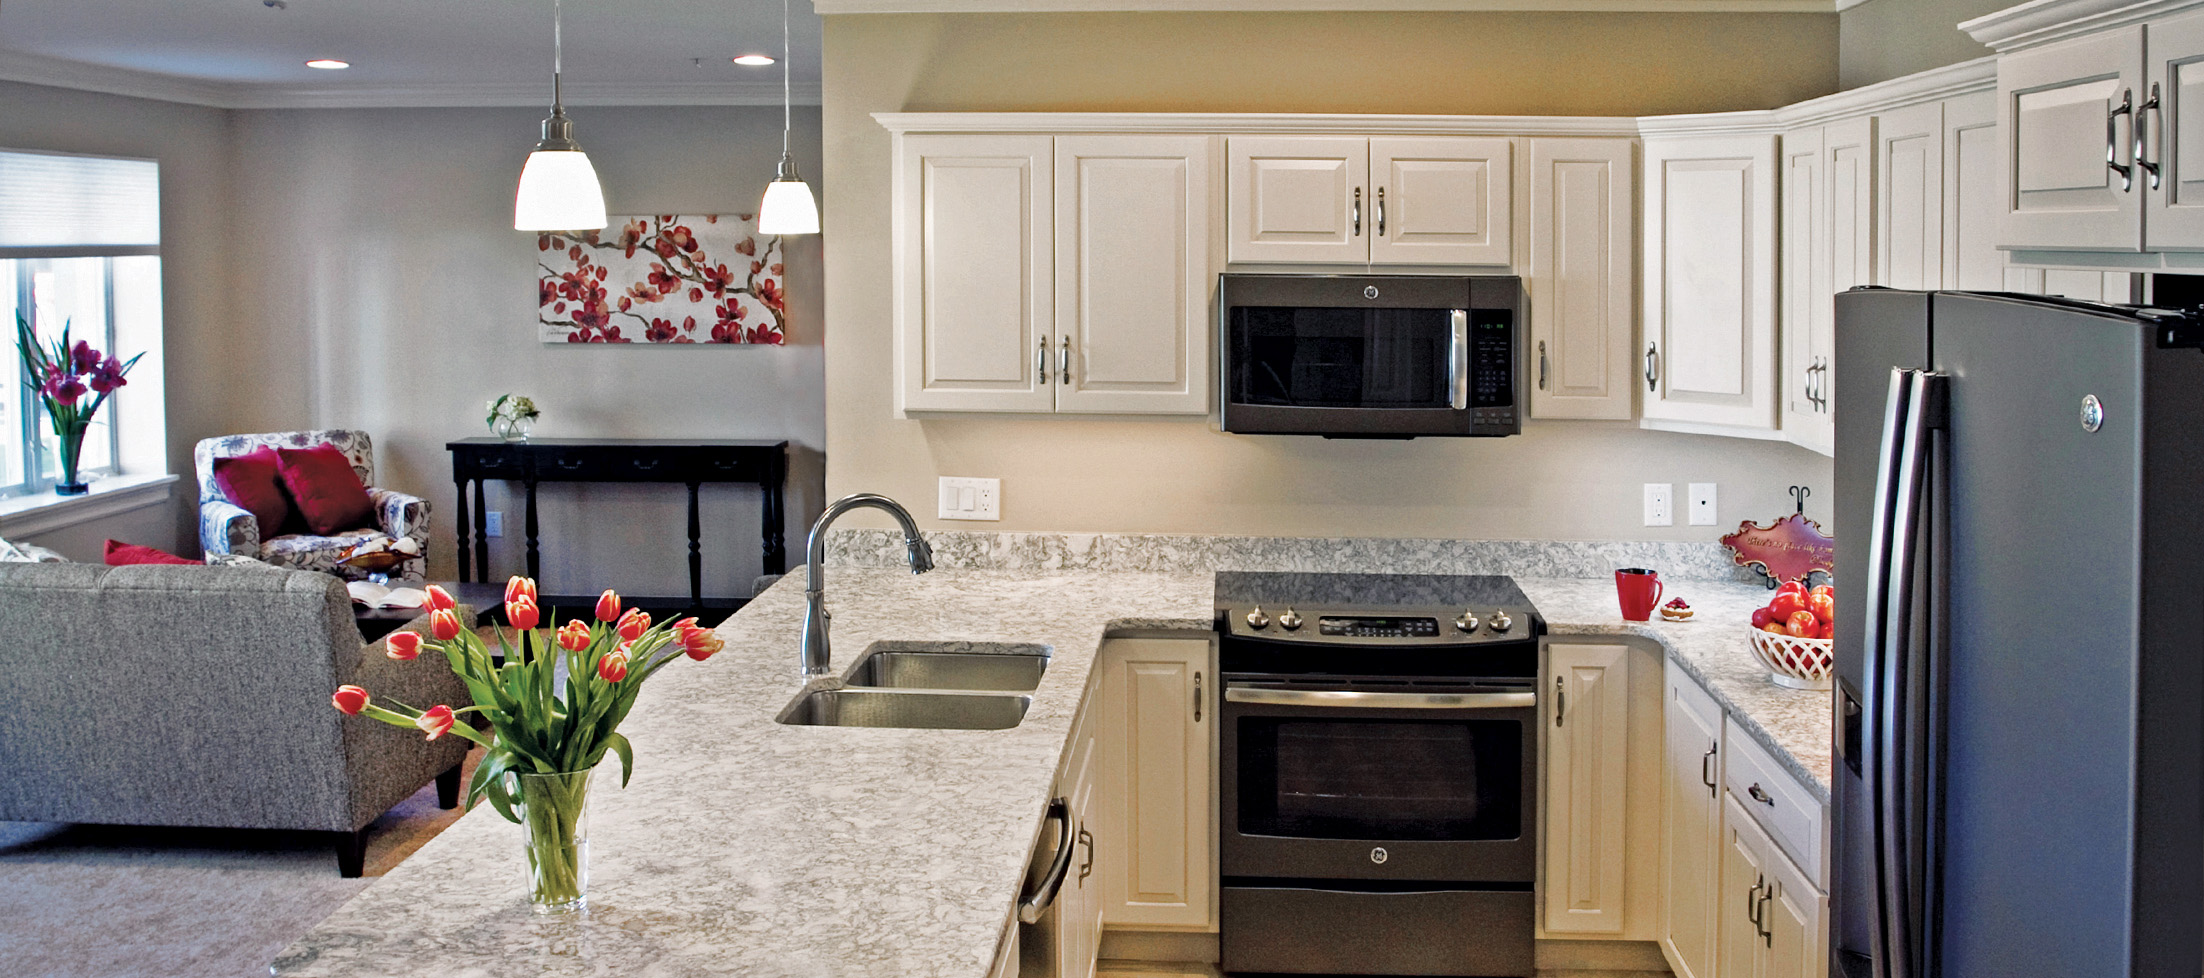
<box><xmin>1615</xmin><ymin>567</ymin><xmax>1664</xmax><ymax>621</ymax></box>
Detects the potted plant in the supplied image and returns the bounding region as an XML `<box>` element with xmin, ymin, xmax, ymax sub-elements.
<box><xmin>15</xmin><ymin>315</ymin><xmax>143</xmax><ymax>495</ymax></box>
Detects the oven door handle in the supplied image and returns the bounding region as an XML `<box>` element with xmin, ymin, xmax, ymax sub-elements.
<box><xmin>1224</xmin><ymin>687</ymin><xmax>1534</xmax><ymax>710</ymax></box>
<box><xmin>1448</xmin><ymin>309</ymin><xmax>1470</xmax><ymax>411</ymax></box>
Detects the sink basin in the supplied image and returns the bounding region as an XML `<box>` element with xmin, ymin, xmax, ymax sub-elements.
<box><xmin>777</xmin><ymin>688</ymin><xmax>1033</xmax><ymax>730</ymax></box>
<box><xmin>847</xmin><ymin>646</ymin><xmax>1050</xmax><ymax>691</ymax></box>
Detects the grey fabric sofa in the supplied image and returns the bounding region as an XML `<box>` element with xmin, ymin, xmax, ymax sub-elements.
<box><xmin>0</xmin><ymin>561</ymin><xmax>470</xmax><ymax>876</ymax></box>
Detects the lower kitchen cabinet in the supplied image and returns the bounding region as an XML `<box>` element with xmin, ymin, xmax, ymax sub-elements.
<box><xmin>1092</xmin><ymin>634</ymin><xmax>1216</xmax><ymax>932</ymax></box>
<box><xmin>1661</xmin><ymin>663</ymin><xmax>1725</xmax><ymax>978</ymax></box>
<box><xmin>1542</xmin><ymin>639</ymin><xmax>1669</xmax><ymax>942</ymax></box>
<box><xmin>1718</xmin><ymin>794</ymin><xmax>1825</xmax><ymax>978</ymax></box>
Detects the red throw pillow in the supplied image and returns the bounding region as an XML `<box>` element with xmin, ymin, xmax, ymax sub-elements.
<box><xmin>212</xmin><ymin>447</ymin><xmax>295</xmax><ymax>537</ymax></box>
<box><xmin>104</xmin><ymin>539</ymin><xmax>203</xmax><ymax>566</ymax></box>
<box><xmin>276</xmin><ymin>444</ymin><xmax>376</xmax><ymax>535</ymax></box>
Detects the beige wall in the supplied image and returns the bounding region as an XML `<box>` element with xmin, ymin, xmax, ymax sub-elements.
<box><xmin>1</xmin><ymin>83</ymin><xmax>829</xmax><ymax>596</ymax></box>
<box><xmin>820</xmin><ymin>12</ymin><xmax>1841</xmax><ymax>541</ymax></box>
<box><xmin>1839</xmin><ymin>0</ymin><xmax>2008</xmax><ymax>89</ymax></box>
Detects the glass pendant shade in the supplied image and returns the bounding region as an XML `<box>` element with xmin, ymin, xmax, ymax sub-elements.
<box><xmin>515</xmin><ymin>148</ymin><xmax>608</xmax><ymax>231</ymax></box>
<box><xmin>758</xmin><ymin>177</ymin><xmax>819</xmax><ymax>235</ymax></box>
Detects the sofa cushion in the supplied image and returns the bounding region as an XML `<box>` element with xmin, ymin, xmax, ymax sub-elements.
<box><xmin>213</xmin><ymin>447</ymin><xmax>297</xmax><ymax>537</ymax></box>
<box><xmin>0</xmin><ymin>537</ymin><xmax>67</xmax><ymax>563</ymax></box>
<box><xmin>104</xmin><ymin>540</ymin><xmax>203</xmax><ymax>566</ymax></box>
<box><xmin>277</xmin><ymin>444</ymin><xmax>376</xmax><ymax>535</ymax></box>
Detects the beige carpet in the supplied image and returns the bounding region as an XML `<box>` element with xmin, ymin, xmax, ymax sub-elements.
<box><xmin>0</xmin><ymin>747</ymin><xmax>481</xmax><ymax>978</ymax></box>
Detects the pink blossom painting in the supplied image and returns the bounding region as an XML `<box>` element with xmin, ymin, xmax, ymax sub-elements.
<box><xmin>536</xmin><ymin>214</ymin><xmax>786</xmax><ymax>345</ymax></box>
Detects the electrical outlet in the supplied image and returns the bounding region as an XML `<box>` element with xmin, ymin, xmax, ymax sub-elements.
<box><xmin>937</xmin><ymin>477</ymin><xmax>1001</xmax><ymax>521</ymax></box>
<box><xmin>485</xmin><ymin>511</ymin><xmax>504</xmax><ymax>538</ymax></box>
<box><xmin>1643</xmin><ymin>484</ymin><xmax>1673</xmax><ymax>527</ymax></box>
<box><xmin>1688</xmin><ymin>483</ymin><xmax>1718</xmax><ymax>526</ymax></box>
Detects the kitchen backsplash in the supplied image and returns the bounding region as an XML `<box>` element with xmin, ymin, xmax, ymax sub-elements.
<box><xmin>824</xmin><ymin>530</ymin><xmax>1769</xmax><ymax>582</ymax></box>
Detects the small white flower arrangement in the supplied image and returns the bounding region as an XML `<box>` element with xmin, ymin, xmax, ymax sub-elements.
<box><xmin>487</xmin><ymin>394</ymin><xmax>541</xmax><ymax>441</ymax></box>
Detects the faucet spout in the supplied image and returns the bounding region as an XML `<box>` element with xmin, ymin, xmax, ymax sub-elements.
<box><xmin>800</xmin><ymin>493</ymin><xmax>933</xmax><ymax>680</ymax></box>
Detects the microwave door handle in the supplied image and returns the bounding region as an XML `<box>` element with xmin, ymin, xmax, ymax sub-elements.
<box><xmin>1449</xmin><ymin>309</ymin><xmax>1470</xmax><ymax>411</ymax></box>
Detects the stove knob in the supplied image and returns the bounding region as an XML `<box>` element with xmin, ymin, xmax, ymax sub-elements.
<box><xmin>1454</xmin><ymin>612</ymin><xmax>1480</xmax><ymax>633</ymax></box>
<box><xmin>1278</xmin><ymin>607</ymin><xmax>1303</xmax><ymax>630</ymax></box>
<box><xmin>1488</xmin><ymin>610</ymin><xmax>1513</xmax><ymax>633</ymax></box>
<box><xmin>1246</xmin><ymin>606</ymin><xmax>1271</xmax><ymax>630</ymax></box>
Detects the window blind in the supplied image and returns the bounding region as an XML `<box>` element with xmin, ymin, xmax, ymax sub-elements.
<box><xmin>0</xmin><ymin>149</ymin><xmax>160</xmax><ymax>250</ymax></box>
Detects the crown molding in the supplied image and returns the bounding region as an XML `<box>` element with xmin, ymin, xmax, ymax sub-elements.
<box><xmin>876</xmin><ymin>111</ymin><xmax>1645</xmax><ymax>136</ymax></box>
<box><xmin>1634</xmin><ymin>108</ymin><xmax>1784</xmax><ymax>136</ymax></box>
<box><xmin>820</xmin><ymin>0</ymin><xmax>1836</xmax><ymax>12</ymax></box>
<box><xmin>0</xmin><ymin>48</ymin><xmax>822</xmax><ymax>109</ymax></box>
<box><xmin>1960</xmin><ymin>0</ymin><xmax>2204</xmax><ymax>51</ymax></box>
<box><xmin>1771</xmin><ymin>55</ymin><xmax>1995</xmax><ymax>126</ymax></box>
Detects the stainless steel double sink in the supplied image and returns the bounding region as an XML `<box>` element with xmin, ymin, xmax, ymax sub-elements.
<box><xmin>777</xmin><ymin>643</ymin><xmax>1050</xmax><ymax>730</ymax></box>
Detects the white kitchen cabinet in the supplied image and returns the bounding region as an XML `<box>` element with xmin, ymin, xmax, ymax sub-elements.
<box><xmin>1527</xmin><ymin>137</ymin><xmax>1636</xmax><ymax>421</ymax></box>
<box><xmin>1943</xmin><ymin>93</ymin><xmax>2005</xmax><ymax>290</ymax></box>
<box><xmin>895</xmin><ymin>134</ymin><xmax>1057</xmax><ymax>414</ymax></box>
<box><xmin>1878</xmin><ymin>100</ymin><xmax>1945</xmax><ymax>291</ymax></box>
<box><xmin>2147</xmin><ymin>9</ymin><xmax>2204</xmax><ymax>249</ymax></box>
<box><xmin>896</xmin><ymin>132</ymin><xmax>1214</xmax><ymax>417</ymax></box>
<box><xmin>1641</xmin><ymin>133</ymin><xmax>1781</xmax><ymax>434</ymax></box>
<box><xmin>1226</xmin><ymin>135</ymin><xmax>1511</xmax><ymax>265</ymax></box>
<box><xmin>1779</xmin><ymin>126</ymin><xmax>1828</xmax><ymax>456</ymax></box>
<box><xmin>1062</xmin><ymin>698</ymin><xmax>1103</xmax><ymax>978</ymax></box>
<box><xmin>1054</xmin><ymin>134</ymin><xmax>1217</xmax><ymax>415</ymax></box>
<box><xmin>1544</xmin><ymin>641</ymin><xmax>1632</xmax><ymax>935</ymax></box>
<box><xmin>1997</xmin><ymin>27</ymin><xmax>2147</xmax><ymax>251</ymax></box>
<box><xmin>1661</xmin><ymin>664</ymin><xmax>1725</xmax><ymax>978</ymax></box>
<box><xmin>1093</xmin><ymin>634</ymin><xmax>1216</xmax><ymax>932</ymax></box>
<box><xmin>1717</xmin><ymin>794</ymin><xmax>1826</xmax><ymax>978</ymax></box>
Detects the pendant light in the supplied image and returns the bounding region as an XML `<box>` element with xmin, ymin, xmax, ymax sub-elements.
<box><xmin>514</xmin><ymin>0</ymin><xmax>607</xmax><ymax>232</ymax></box>
<box><xmin>756</xmin><ymin>0</ymin><xmax>818</xmax><ymax>235</ymax></box>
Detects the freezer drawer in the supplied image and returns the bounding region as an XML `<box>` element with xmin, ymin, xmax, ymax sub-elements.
<box><xmin>1220</xmin><ymin>885</ymin><xmax>1532</xmax><ymax>976</ymax></box>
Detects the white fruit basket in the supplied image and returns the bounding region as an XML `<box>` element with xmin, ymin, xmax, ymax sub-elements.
<box><xmin>1747</xmin><ymin>628</ymin><xmax>1834</xmax><ymax>690</ymax></box>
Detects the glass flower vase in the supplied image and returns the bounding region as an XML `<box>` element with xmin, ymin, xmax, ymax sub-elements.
<box><xmin>492</xmin><ymin>416</ymin><xmax>533</xmax><ymax>442</ymax></box>
<box><xmin>513</xmin><ymin>768</ymin><xmax>595</xmax><ymax>914</ymax></box>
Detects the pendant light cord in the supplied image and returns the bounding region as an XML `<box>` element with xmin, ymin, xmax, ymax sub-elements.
<box><xmin>553</xmin><ymin>0</ymin><xmax>565</xmax><ymax>106</ymax></box>
<box><xmin>780</xmin><ymin>0</ymin><xmax>792</xmax><ymax>159</ymax></box>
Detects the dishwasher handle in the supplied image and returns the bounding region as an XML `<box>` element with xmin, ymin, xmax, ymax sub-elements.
<box><xmin>1017</xmin><ymin>797</ymin><xmax>1075</xmax><ymax>924</ymax></box>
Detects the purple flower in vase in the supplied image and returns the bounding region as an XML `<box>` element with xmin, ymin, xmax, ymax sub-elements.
<box><xmin>51</xmin><ymin>376</ymin><xmax>86</xmax><ymax>406</ymax></box>
<box><xmin>89</xmin><ymin>356</ymin><xmax>128</xmax><ymax>393</ymax></box>
<box><xmin>69</xmin><ymin>340</ymin><xmax>100</xmax><ymax>375</ymax></box>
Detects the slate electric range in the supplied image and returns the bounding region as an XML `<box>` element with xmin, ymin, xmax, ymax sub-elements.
<box><xmin>1214</xmin><ymin>572</ymin><xmax>1545</xmax><ymax>977</ymax></box>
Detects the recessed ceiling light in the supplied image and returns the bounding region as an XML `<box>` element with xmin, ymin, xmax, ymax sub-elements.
<box><xmin>732</xmin><ymin>54</ymin><xmax>775</xmax><ymax>66</ymax></box>
<box><xmin>305</xmin><ymin>58</ymin><xmax>351</xmax><ymax>70</ymax></box>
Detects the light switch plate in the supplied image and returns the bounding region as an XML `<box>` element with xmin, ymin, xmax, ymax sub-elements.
<box><xmin>1643</xmin><ymin>483</ymin><xmax>1673</xmax><ymax>527</ymax></box>
<box><xmin>938</xmin><ymin>477</ymin><xmax>1001</xmax><ymax>521</ymax></box>
<box><xmin>1688</xmin><ymin>483</ymin><xmax>1718</xmax><ymax>526</ymax></box>
<box><xmin>485</xmin><ymin>511</ymin><xmax>504</xmax><ymax>538</ymax></box>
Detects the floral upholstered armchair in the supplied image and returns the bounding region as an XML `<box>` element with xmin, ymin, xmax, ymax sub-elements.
<box><xmin>194</xmin><ymin>430</ymin><xmax>429</xmax><ymax>582</ymax></box>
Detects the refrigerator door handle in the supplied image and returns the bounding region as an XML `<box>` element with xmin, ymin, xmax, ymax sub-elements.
<box><xmin>1860</xmin><ymin>367</ymin><xmax>1917</xmax><ymax>978</ymax></box>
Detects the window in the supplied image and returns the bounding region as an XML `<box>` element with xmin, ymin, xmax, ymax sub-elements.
<box><xmin>0</xmin><ymin>149</ymin><xmax>162</xmax><ymax>499</ymax></box>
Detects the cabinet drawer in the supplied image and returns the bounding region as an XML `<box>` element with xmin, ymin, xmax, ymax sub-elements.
<box><xmin>1721</xmin><ymin>718</ymin><xmax>1824</xmax><ymax>885</ymax></box>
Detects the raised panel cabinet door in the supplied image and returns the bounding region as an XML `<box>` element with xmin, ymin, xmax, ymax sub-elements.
<box><xmin>2146</xmin><ymin>8</ymin><xmax>2204</xmax><ymax>249</ymax></box>
<box><xmin>1780</xmin><ymin>126</ymin><xmax>1827</xmax><ymax>455</ymax></box>
<box><xmin>1641</xmin><ymin>134</ymin><xmax>1780</xmax><ymax>431</ymax></box>
<box><xmin>1055</xmin><ymin>135</ymin><xmax>1217</xmax><ymax>416</ymax></box>
<box><xmin>896</xmin><ymin>134</ymin><xmax>1057</xmax><ymax>413</ymax></box>
<box><xmin>1096</xmin><ymin>636</ymin><xmax>1216</xmax><ymax>931</ymax></box>
<box><xmin>1661</xmin><ymin>668</ymin><xmax>1725</xmax><ymax>978</ymax></box>
<box><xmin>1527</xmin><ymin>137</ymin><xmax>1636</xmax><ymax>421</ymax></box>
<box><xmin>1719</xmin><ymin>794</ymin><xmax>1774</xmax><ymax>978</ymax></box>
<box><xmin>1997</xmin><ymin>26</ymin><xmax>2146</xmax><ymax>251</ymax></box>
<box><xmin>1943</xmin><ymin>93</ymin><xmax>2006</xmax><ymax>290</ymax></box>
<box><xmin>1063</xmin><ymin>723</ymin><xmax>1102</xmax><ymax>978</ymax></box>
<box><xmin>1369</xmin><ymin>136</ymin><xmax>1514</xmax><ymax>265</ymax></box>
<box><xmin>1877</xmin><ymin>101</ymin><xmax>1945</xmax><ymax>291</ymax></box>
<box><xmin>1544</xmin><ymin>642</ymin><xmax>1631</xmax><ymax>935</ymax></box>
<box><xmin>1227</xmin><ymin>135</ymin><xmax>1370</xmax><ymax>263</ymax></box>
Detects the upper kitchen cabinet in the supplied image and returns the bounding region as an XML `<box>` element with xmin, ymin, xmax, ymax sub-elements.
<box><xmin>892</xmin><ymin>129</ymin><xmax>1216</xmax><ymax>416</ymax></box>
<box><xmin>1640</xmin><ymin>132</ymin><xmax>1780</xmax><ymax>436</ymax></box>
<box><xmin>1227</xmin><ymin>136</ymin><xmax>1512</xmax><ymax>266</ymax></box>
<box><xmin>1779</xmin><ymin>124</ymin><xmax>1833</xmax><ymax>457</ymax></box>
<box><xmin>1968</xmin><ymin>0</ymin><xmax>2204</xmax><ymax>258</ymax></box>
<box><xmin>1527</xmin><ymin>138</ymin><xmax>1637</xmax><ymax>421</ymax></box>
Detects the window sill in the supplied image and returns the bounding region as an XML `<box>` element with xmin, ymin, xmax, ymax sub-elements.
<box><xmin>0</xmin><ymin>473</ymin><xmax>179</xmax><ymax>538</ymax></box>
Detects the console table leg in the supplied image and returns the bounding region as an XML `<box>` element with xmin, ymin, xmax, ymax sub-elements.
<box><xmin>686</xmin><ymin>481</ymin><xmax>703</xmax><ymax>609</ymax></box>
<box><xmin>524</xmin><ymin>479</ymin><xmax>541</xmax><ymax>584</ymax></box>
<box><xmin>472</xmin><ymin>479</ymin><xmax>489</xmax><ymax>583</ymax></box>
<box><xmin>760</xmin><ymin>454</ymin><xmax>787</xmax><ymax>576</ymax></box>
<box><xmin>454</xmin><ymin>478</ymin><xmax>473</xmax><ymax>583</ymax></box>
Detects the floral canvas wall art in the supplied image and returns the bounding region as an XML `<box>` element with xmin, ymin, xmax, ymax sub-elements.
<box><xmin>537</xmin><ymin>214</ymin><xmax>786</xmax><ymax>345</ymax></box>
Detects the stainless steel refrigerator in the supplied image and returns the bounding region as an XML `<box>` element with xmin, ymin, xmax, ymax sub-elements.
<box><xmin>1831</xmin><ymin>289</ymin><xmax>2204</xmax><ymax>978</ymax></box>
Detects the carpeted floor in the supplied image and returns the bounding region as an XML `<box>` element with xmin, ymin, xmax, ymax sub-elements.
<box><xmin>0</xmin><ymin>747</ymin><xmax>481</xmax><ymax>978</ymax></box>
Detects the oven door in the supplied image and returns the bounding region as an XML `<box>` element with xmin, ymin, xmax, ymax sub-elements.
<box><xmin>1220</xmin><ymin>683</ymin><xmax>1537</xmax><ymax>884</ymax></box>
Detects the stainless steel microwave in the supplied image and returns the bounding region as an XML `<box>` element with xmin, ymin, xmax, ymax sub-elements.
<box><xmin>1218</xmin><ymin>274</ymin><xmax>1525</xmax><ymax>438</ymax></box>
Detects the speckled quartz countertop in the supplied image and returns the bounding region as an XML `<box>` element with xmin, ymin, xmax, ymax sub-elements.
<box><xmin>273</xmin><ymin>565</ymin><xmax>1829</xmax><ymax>978</ymax></box>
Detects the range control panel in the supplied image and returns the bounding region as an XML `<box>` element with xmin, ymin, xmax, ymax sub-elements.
<box><xmin>1318</xmin><ymin>616</ymin><xmax>1442</xmax><ymax>638</ymax></box>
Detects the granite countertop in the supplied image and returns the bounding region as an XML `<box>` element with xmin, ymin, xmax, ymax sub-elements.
<box><xmin>273</xmin><ymin>567</ymin><xmax>1829</xmax><ymax>978</ymax></box>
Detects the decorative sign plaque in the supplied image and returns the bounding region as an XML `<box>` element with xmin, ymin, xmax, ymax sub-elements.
<box><xmin>1720</xmin><ymin>513</ymin><xmax>1835</xmax><ymax>584</ymax></box>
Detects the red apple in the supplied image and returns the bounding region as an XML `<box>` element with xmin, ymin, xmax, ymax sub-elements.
<box><xmin>1818</xmin><ymin>620</ymin><xmax>1835</xmax><ymax>640</ymax></box>
<box><xmin>1776</xmin><ymin>580</ymin><xmax>1808</xmax><ymax>598</ymax></box>
<box><xmin>1763</xmin><ymin>622</ymin><xmax>1788</xmax><ymax>635</ymax></box>
<box><xmin>1751</xmin><ymin>607</ymin><xmax>1776</xmax><ymax>629</ymax></box>
<box><xmin>1809</xmin><ymin>592</ymin><xmax>1836</xmax><ymax>624</ymax></box>
<box><xmin>1786</xmin><ymin>610</ymin><xmax>1819</xmax><ymax>637</ymax></box>
<box><xmin>1770</xmin><ymin>592</ymin><xmax>1808</xmax><ymax>621</ymax></box>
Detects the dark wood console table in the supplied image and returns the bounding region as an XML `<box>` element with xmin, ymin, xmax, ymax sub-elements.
<box><xmin>446</xmin><ymin>438</ymin><xmax>788</xmax><ymax>605</ymax></box>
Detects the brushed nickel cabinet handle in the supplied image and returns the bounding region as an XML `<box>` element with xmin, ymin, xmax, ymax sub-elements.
<box><xmin>1749</xmin><ymin>782</ymin><xmax>1775</xmax><ymax>806</ymax></box>
<box><xmin>1193</xmin><ymin>671</ymin><xmax>1202</xmax><ymax>722</ymax></box>
<box><xmin>1352</xmin><ymin>187</ymin><xmax>1363</xmax><ymax>237</ymax></box>
<box><xmin>1376</xmin><ymin>186</ymin><xmax>1387</xmax><ymax>238</ymax></box>
<box><xmin>2110</xmin><ymin>88</ymin><xmax>2135</xmax><ymax>193</ymax></box>
<box><xmin>1538</xmin><ymin>340</ymin><xmax>1549</xmax><ymax>391</ymax></box>
<box><xmin>1554</xmin><ymin>675</ymin><xmax>1565</xmax><ymax>727</ymax></box>
<box><xmin>1701</xmin><ymin>743</ymin><xmax>1718</xmax><ymax>795</ymax></box>
<box><xmin>1059</xmin><ymin>337</ymin><xmax>1071</xmax><ymax>385</ymax></box>
<box><xmin>1645</xmin><ymin>343</ymin><xmax>1660</xmax><ymax>393</ymax></box>
<box><xmin>2139</xmin><ymin>82</ymin><xmax>2163</xmax><ymax>191</ymax></box>
<box><xmin>1036</xmin><ymin>336</ymin><xmax>1048</xmax><ymax>384</ymax></box>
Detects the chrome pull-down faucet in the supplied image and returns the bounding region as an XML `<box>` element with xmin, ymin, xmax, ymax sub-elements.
<box><xmin>801</xmin><ymin>493</ymin><xmax>934</xmax><ymax>679</ymax></box>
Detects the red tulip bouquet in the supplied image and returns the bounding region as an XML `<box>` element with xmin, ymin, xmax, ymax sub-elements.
<box><xmin>330</xmin><ymin>578</ymin><xmax>723</xmax><ymax>912</ymax></box>
<box><xmin>15</xmin><ymin>315</ymin><xmax>143</xmax><ymax>496</ymax></box>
